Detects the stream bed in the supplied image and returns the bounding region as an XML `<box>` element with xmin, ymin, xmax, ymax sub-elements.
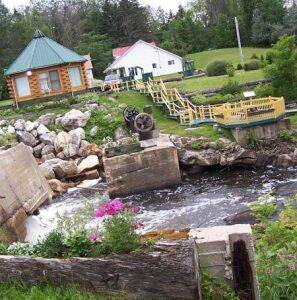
<box><xmin>26</xmin><ymin>167</ymin><xmax>297</xmax><ymax>243</ymax></box>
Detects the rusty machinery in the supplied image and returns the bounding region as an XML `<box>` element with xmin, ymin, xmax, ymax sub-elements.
<box><xmin>123</xmin><ymin>106</ymin><xmax>157</xmax><ymax>140</ymax></box>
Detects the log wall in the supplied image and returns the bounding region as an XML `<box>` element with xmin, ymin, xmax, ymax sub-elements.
<box><xmin>6</xmin><ymin>63</ymin><xmax>88</xmax><ymax>104</ymax></box>
<box><xmin>0</xmin><ymin>241</ymin><xmax>198</xmax><ymax>299</ymax></box>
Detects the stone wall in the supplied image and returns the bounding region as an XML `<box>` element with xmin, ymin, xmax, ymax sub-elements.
<box><xmin>104</xmin><ymin>137</ymin><xmax>182</xmax><ymax>197</ymax></box>
<box><xmin>0</xmin><ymin>143</ymin><xmax>52</xmax><ymax>242</ymax></box>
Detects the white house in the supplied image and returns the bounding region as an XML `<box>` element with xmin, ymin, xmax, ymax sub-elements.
<box><xmin>104</xmin><ymin>40</ymin><xmax>183</xmax><ymax>80</ymax></box>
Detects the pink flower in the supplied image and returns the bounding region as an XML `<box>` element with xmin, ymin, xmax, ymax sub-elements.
<box><xmin>88</xmin><ymin>232</ymin><xmax>101</xmax><ymax>242</ymax></box>
<box><xmin>130</xmin><ymin>205</ymin><xmax>140</xmax><ymax>214</ymax></box>
<box><xmin>95</xmin><ymin>199</ymin><xmax>125</xmax><ymax>218</ymax></box>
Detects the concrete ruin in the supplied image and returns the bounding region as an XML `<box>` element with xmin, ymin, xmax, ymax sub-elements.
<box><xmin>190</xmin><ymin>224</ymin><xmax>260</xmax><ymax>300</ymax></box>
<box><xmin>232</xmin><ymin>118</ymin><xmax>291</xmax><ymax>146</ymax></box>
<box><xmin>0</xmin><ymin>143</ymin><xmax>52</xmax><ymax>242</ymax></box>
<box><xmin>104</xmin><ymin>137</ymin><xmax>181</xmax><ymax>197</ymax></box>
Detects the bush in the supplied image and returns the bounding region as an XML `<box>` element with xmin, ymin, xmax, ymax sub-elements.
<box><xmin>250</xmin><ymin>53</ymin><xmax>259</xmax><ymax>59</ymax></box>
<box><xmin>237</xmin><ymin>63</ymin><xmax>243</xmax><ymax>70</ymax></box>
<box><xmin>278</xmin><ymin>129</ymin><xmax>297</xmax><ymax>143</ymax></box>
<box><xmin>243</xmin><ymin>60</ymin><xmax>261</xmax><ymax>71</ymax></box>
<box><xmin>226</xmin><ymin>65</ymin><xmax>235</xmax><ymax>77</ymax></box>
<box><xmin>206</xmin><ymin>60</ymin><xmax>229</xmax><ymax>76</ymax></box>
<box><xmin>35</xmin><ymin>230</ymin><xmax>67</xmax><ymax>258</ymax></box>
<box><xmin>7</xmin><ymin>242</ymin><xmax>35</xmax><ymax>256</ymax></box>
<box><xmin>221</xmin><ymin>80</ymin><xmax>242</xmax><ymax>95</ymax></box>
<box><xmin>65</xmin><ymin>231</ymin><xmax>94</xmax><ymax>258</ymax></box>
<box><xmin>0</xmin><ymin>242</ymin><xmax>8</xmax><ymax>255</ymax></box>
<box><xmin>266</xmin><ymin>50</ymin><xmax>276</xmax><ymax>64</ymax></box>
<box><xmin>254</xmin><ymin>84</ymin><xmax>274</xmax><ymax>97</ymax></box>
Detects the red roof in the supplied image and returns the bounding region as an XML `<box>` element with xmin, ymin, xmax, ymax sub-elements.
<box><xmin>112</xmin><ymin>41</ymin><xmax>156</xmax><ymax>58</ymax></box>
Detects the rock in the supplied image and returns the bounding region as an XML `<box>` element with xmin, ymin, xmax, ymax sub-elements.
<box><xmin>69</xmin><ymin>127</ymin><xmax>85</xmax><ymax>144</ymax></box>
<box><xmin>77</xmin><ymin>155</ymin><xmax>99</xmax><ymax>173</ymax></box>
<box><xmin>84</xmin><ymin>103</ymin><xmax>100</xmax><ymax>110</ymax></box>
<box><xmin>68</xmin><ymin>178</ymin><xmax>102</xmax><ymax>193</ymax></box>
<box><xmin>40</xmin><ymin>131</ymin><xmax>57</xmax><ymax>146</ymax></box>
<box><xmin>31</xmin><ymin>129</ymin><xmax>38</xmax><ymax>138</ymax></box>
<box><xmin>56</xmin><ymin>151</ymin><xmax>67</xmax><ymax>160</ymax></box>
<box><xmin>37</xmin><ymin>124</ymin><xmax>50</xmax><ymax>136</ymax></box>
<box><xmin>0</xmin><ymin>128</ymin><xmax>4</xmax><ymax>135</ymax></box>
<box><xmin>78</xmin><ymin>141</ymin><xmax>103</xmax><ymax>157</ymax></box>
<box><xmin>275</xmin><ymin>154</ymin><xmax>293</xmax><ymax>168</ymax></box>
<box><xmin>63</xmin><ymin>143</ymin><xmax>79</xmax><ymax>158</ymax></box>
<box><xmin>55</xmin><ymin>117</ymin><xmax>63</xmax><ymax>126</ymax></box>
<box><xmin>0</xmin><ymin>120</ymin><xmax>7</xmax><ymax>127</ymax></box>
<box><xmin>48</xmin><ymin>179</ymin><xmax>69</xmax><ymax>194</ymax></box>
<box><xmin>224</xmin><ymin>209</ymin><xmax>257</xmax><ymax>225</ymax></box>
<box><xmin>90</xmin><ymin>126</ymin><xmax>98</xmax><ymax>137</ymax></box>
<box><xmin>60</xmin><ymin>109</ymin><xmax>91</xmax><ymax>131</ymax></box>
<box><xmin>47</xmin><ymin>158</ymin><xmax>78</xmax><ymax>179</ymax></box>
<box><xmin>33</xmin><ymin>143</ymin><xmax>45</xmax><ymax>158</ymax></box>
<box><xmin>16</xmin><ymin>131</ymin><xmax>38</xmax><ymax>147</ymax></box>
<box><xmin>14</xmin><ymin>119</ymin><xmax>26</xmax><ymax>131</ymax></box>
<box><xmin>54</xmin><ymin>132</ymin><xmax>71</xmax><ymax>153</ymax></box>
<box><xmin>41</xmin><ymin>145</ymin><xmax>55</xmax><ymax>156</ymax></box>
<box><xmin>180</xmin><ymin>149</ymin><xmax>220</xmax><ymax>166</ymax></box>
<box><xmin>39</xmin><ymin>163</ymin><xmax>55</xmax><ymax>180</ymax></box>
<box><xmin>6</xmin><ymin>125</ymin><xmax>15</xmax><ymax>135</ymax></box>
<box><xmin>25</xmin><ymin>121</ymin><xmax>35</xmax><ymax>132</ymax></box>
<box><xmin>42</xmin><ymin>153</ymin><xmax>56</xmax><ymax>161</ymax></box>
<box><xmin>38</xmin><ymin>113</ymin><xmax>56</xmax><ymax>126</ymax></box>
<box><xmin>114</xmin><ymin>126</ymin><xmax>129</xmax><ymax>141</ymax></box>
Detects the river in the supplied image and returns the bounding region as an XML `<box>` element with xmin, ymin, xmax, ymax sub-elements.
<box><xmin>25</xmin><ymin>166</ymin><xmax>297</xmax><ymax>243</ymax></box>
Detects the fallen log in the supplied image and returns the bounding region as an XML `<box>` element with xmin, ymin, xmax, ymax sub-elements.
<box><xmin>0</xmin><ymin>240</ymin><xmax>198</xmax><ymax>299</ymax></box>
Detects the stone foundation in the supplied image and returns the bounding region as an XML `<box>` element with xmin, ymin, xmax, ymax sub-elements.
<box><xmin>190</xmin><ymin>225</ymin><xmax>260</xmax><ymax>300</ymax></box>
<box><xmin>232</xmin><ymin>118</ymin><xmax>291</xmax><ymax>146</ymax></box>
<box><xmin>104</xmin><ymin>137</ymin><xmax>181</xmax><ymax>197</ymax></box>
<box><xmin>0</xmin><ymin>143</ymin><xmax>52</xmax><ymax>242</ymax></box>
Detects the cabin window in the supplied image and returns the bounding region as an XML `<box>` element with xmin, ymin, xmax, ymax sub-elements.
<box><xmin>68</xmin><ymin>67</ymin><xmax>82</xmax><ymax>88</ymax></box>
<box><xmin>15</xmin><ymin>76</ymin><xmax>31</xmax><ymax>97</ymax></box>
<box><xmin>39</xmin><ymin>70</ymin><xmax>61</xmax><ymax>94</ymax></box>
<box><xmin>168</xmin><ymin>60</ymin><xmax>175</xmax><ymax>65</ymax></box>
<box><xmin>152</xmin><ymin>63</ymin><xmax>157</xmax><ymax>69</ymax></box>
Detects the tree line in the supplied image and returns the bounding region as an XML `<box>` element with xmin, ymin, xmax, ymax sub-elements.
<box><xmin>0</xmin><ymin>0</ymin><xmax>296</xmax><ymax>100</ymax></box>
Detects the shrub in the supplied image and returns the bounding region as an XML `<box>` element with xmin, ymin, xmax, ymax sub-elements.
<box><xmin>7</xmin><ymin>242</ymin><xmax>35</xmax><ymax>256</ymax></box>
<box><xmin>250</xmin><ymin>53</ymin><xmax>259</xmax><ymax>60</ymax></box>
<box><xmin>243</xmin><ymin>60</ymin><xmax>261</xmax><ymax>71</ymax></box>
<box><xmin>0</xmin><ymin>242</ymin><xmax>8</xmax><ymax>255</ymax></box>
<box><xmin>191</xmin><ymin>141</ymin><xmax>203</xmax><ymax>151</ymax></box>
<box><xmin>35</xmin><ymin>230</ymin><xmax>67</xmax><ymax>258</ymax></box>
<box><xmin>226</xmin><ymin>65</ymin><xmax>235</xmax><ymax>77</ymax></box>
<box><xmin>221</xmin><ymin>80</ymin><xmax>242</xmax><ymax>95</ymax></box>
<box><xmin>65</xmin><ymin>230</ymin><xmax>94</xmax><ymax>258</ymax></box>
<box><xmin>206</xmin><ymin>60</ymin><xmax>229</xmax><ymax>76</ymax></box>
<box><xmin>278</xmin><ymin>129</ymin><xmax>297</xmax><ymax>143</ymax></box>
<box><xmin>254</xmin><ymin>84</ymin><xmax>273</xmax><ymax>97</ymax></box>
<box><xmin>236</xmin><ymin>63</ymin><xmax>243</xmax><ymax>70</ymax></box>
<box><xmin>266</xmin><ymin>50</ymin><xmax>276</xmax><ymax>64</ymax></box>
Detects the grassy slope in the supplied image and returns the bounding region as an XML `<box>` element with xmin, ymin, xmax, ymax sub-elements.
<box><xmin>116</xmin><ymin>91</ymin><xmax>227</xmax><ymax>140</ymax></box>
<box><xmin>188</xmin><ymin>47</ymin><xmax>269</xmax><ymax>69</ymax></box>
<box><xmin>166</xmin><ymin>69</ymin><xmax>265</xmax><ymax>93</ymax></box>
<box><xmin>0</xmin><ymin>99</ymin><xmax>13</xmax><ymax>107</ymax></box>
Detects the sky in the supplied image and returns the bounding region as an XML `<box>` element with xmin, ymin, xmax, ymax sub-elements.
<box><xmin>3</xmin><ymin>0</ymin><xmax>189</xmax><ymax>12</ymax></box>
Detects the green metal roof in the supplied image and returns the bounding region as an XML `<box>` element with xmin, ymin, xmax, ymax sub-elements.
<box><xmin>5</xmin><ymin>30</ymin><xmax>86</xmax><ymax>76</ymax></box>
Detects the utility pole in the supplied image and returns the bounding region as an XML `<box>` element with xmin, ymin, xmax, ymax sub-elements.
<box><xmin>235</xmin><ymin>17</ymin><xmax>244</xmax><ymax>64</ymax></box>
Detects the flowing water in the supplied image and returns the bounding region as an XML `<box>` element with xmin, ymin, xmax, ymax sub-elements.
<box><xmin>26</xmin><ymin>166</ymin><xmax>297</xmax><ymax>243</ymax></box>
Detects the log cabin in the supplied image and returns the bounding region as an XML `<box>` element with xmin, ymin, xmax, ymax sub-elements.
<box><xmin>4</xmin><ymin>30</ymin><xmax>88</xmax><ymax>106</ymax></box>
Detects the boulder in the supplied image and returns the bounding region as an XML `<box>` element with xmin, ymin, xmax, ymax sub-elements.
<box><xmin>90</xmin><ymin>126</ymin><xmax>98</xmax><ymax>137</ymax></box>
<box><xmin>275</xmin><ymin>154</ymin><xmax>293</xmax><ymax>168</ymax></box>
<box><xmin>6</xmin><ymin>125</ymin><xmax>16</xmax><ymax>135</ymax></box>
<box><xmin>48</xmin><ymin>179</ymin><xmax>69</xmax><ymax>194</ymax></box>
<box><xmin>40</xmin><ymin>131</ymin><xmax>57</xmax><ymax>146</ymax></box>
<box><xmin>69</xmin><ymin>127</ymin><xmax>85</xmax><ymax>145</ymax></box>
<box><xmin>63</xmin><ymin>143</ymin><xmax>79</xmax><ymax>158</ymax></box>
<box><xmin>47</xmin><ymin>158</ymin><xmax>78</xmax><ymax>179</ymax></box>
<box><xmin>77</xmin><ymin>155</ymin><xmax>100</xmax><ymax>173</ymax></box>
<box><xmin>78</xmin><ymin>141</ymin><xmax>103</xmax><ymax>157</ymax></box>
<box><xmin>54</xmin><ymin>132</ymin><xmax>71</xmax><ymax>153</ymax></box>
<box><xmin>38</xmin><ymin>113</ymin><xmax>56</xmax><ymax>126</ymax></box>
<box><xmin>39</xmin><ymin>163</ymin><xmax>56</xmax><ymax>180</ymax></box>
<box><xmin>33</xmin><ymin>143</ymin><xmax>45</xmax><ymax>158</ymax></box>
<box><xmin>16</xmin><ymin>131</ymin><xmax>38</xmax><ymax>147</ymax></box>
<box><xmin>180</xmin><ymin>149</ymin><xmax>220</xmax><ymax>166</ymax></box>
<box><xmin>24</xmin><ymin>121</ymin><xmax>35</xmax><ymax>132</ymax></box>
<box><xmin>60</xmin><ymin>109</ymin><xmax>91</xmax><ymax>131</ymax></box>
<box><xmin>41</xmin><ymin>145</ymin><xmax>55</xmax><ymax>156</ymax></box>
<box><xmin>14</xmin><ymin>119</ymin><xmax>26</xmax><ymax>131</ymax></box>
<box><xmin>37</xmin><ymin>124</ymin><xmax>50</xmax><ymax>136</ymax></box>
<box><xmin>114</xmin><ymin>126</ymin><xmax>129</xmax><ymax>141</ymax></box>
<box><xmin>42</xmin><ymin>153</ymin><xmax>56</xmax><ymax>161</ymax></box>
<box><xmin>31</xmin><ymin>129</ymin><xmax>38</xmax><ymax>138</ymax></box>
<box><xmin>0</xmin><ymin>120</ymin><xmax>7</xmax><ymax>127</ymax></box>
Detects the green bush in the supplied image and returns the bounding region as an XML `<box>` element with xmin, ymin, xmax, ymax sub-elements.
<box><xmin>236</xmin><ymin>63</ymin><xmax>243</xmax><ymax>70</ymax></box>
<box><xmin>250</xmin><ymin>53</ymin><xmax>259</xmax><ymax>60</ymax></box>
<box><xmin>278</xmin><ymin>129</ymin><xmax>297</xmax><ymax>143</ymax></box>
<box><xmin>206</xmin><ymin>60</ymin><xmax>229</xmax><ymax>76</ymax></box>
<box><xmin>7</xmin><ymin>242</ymin><xmax>35</xmax><ymax>256</ymax></box>
<box><xmin>226</xmin><ymin>65</ymin><xmax>235</xmax><ymax>77</ymax></box>
<box><xmin>254</xmin><ymin>84</ymin><xmax>274</xmax><ymax>97</ymax></box>
<box><xmin>243</xmin><ymin>60</ymin><xmax>261</xmax><ymax>71</ymax></box>
<box><xmin>266</xmin><ymin>50</ymin><xmax>276</xmax><ymax>64</ymax></box>
<box><xmin>35</xmin><ymin>230</ymin><xmax>67</xmax><ymax>258</ymax></box>
<box><xmin>221</xmin><ymin>80</ymin><xmax>242</xmax><ymax>95</ymax></box>
<box><xmin>0</xmin><ymin>242</ymin><xmax>8</xmax><ymax>255</ymax></box>
<box><xmin>249</xmin><ymin>194</ymin><xmax>277</xmax><ymax>223</ymax></box>
<box><xmin>65</xmin><ymin>231</ymin><xmax>93</xmax><ymax>258</ymax></box>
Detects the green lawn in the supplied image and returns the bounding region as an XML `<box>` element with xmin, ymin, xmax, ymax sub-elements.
<box><xmin>0</xmin><ymin>99</ymin><xmax>13</xmax><ymax>108</ymax></box>
<box><xmin>116</xmin><ymin>91</ymin><xmax>228</xmax><ymax>141</ymax></box>
<box><xmin>188</xmin><ymin>47</ymin><xmax>269</xmax><ymax>69</ymax></box>
<box><xmin>166</xmin><ymin>69</ymin><xmax>265</xmax><ymax>93</ymax></box>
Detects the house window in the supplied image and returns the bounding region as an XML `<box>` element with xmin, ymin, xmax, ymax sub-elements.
<box><xmin>68</xmin><ymin>67</ymin><xmax>82</xmax><ymax>88</ymax></box>
<box><xmin>15</xmin><ymin>76</ymin><xmax>31</xmax><ymax>97</ymax></box>
<box><xmin>168</xmin><ymin>60</ymin><xmax>175</xmax><ymax>65</ymax></box>
<box><xmin>39</xmin><ymin>70</ymin><xmax>61</xmax><ymax>94</ymax></box>
<box><xmin>152</xmin><ymin>63</ymin><xmax>157</xmax><ymax>69</ymax></box>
